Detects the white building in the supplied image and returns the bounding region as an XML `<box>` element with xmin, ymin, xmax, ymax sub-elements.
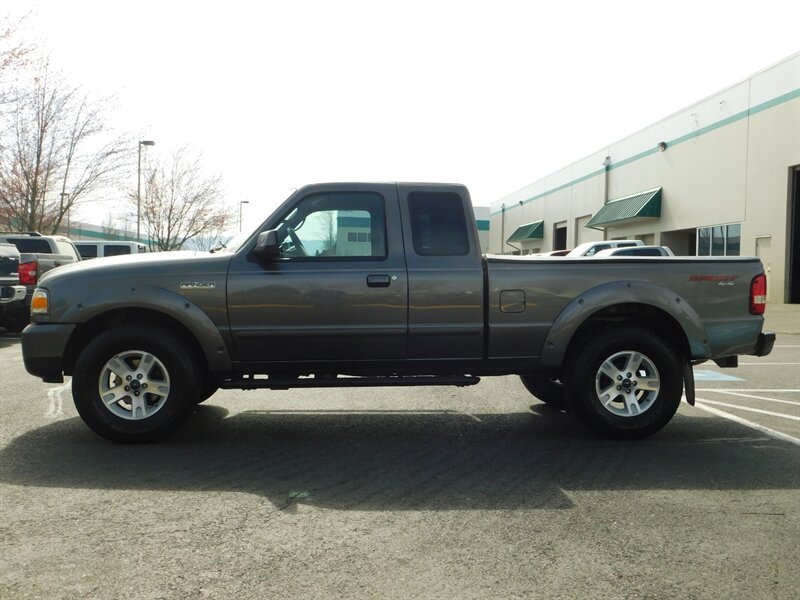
<box><xmin>491</xmin><ymin>53</ymin><xmax>800</xmax><ymax>304</ymax></box>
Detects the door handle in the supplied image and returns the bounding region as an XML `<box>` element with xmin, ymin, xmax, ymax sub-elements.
<box><xmin>367</xmin><ymin>274</ymin><xmax>391</xmax><ymax>287</ymax></box>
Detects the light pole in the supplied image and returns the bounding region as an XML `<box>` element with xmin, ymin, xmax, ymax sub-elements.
<box><xmin>137</xmin><ymin>140</ymin><xmax>155</xmax><ymax>242</ymax></box>
<box><xmin>239</xmin><ymin>200</ymin><xmax>249</xmax><ymax>232</ymax></box>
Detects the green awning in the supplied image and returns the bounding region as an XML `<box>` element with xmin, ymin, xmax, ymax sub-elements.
<box><xmin>506</xmin><ymin>220</ymin><xmax>544</xmax><ymax>243</ymax></box>
<box><xmin>586</xmin><ymin>187</ymin><xmax>662</xmax><ymax>229</ymax></box>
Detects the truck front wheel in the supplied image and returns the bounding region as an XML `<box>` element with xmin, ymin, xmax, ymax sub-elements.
<box><xmin>565</xmin><ymin>326</ymin><xmax>682</xmax><ymax>439</ymax></box>
<box><xmin>72</xmin><ymin>323</ymin><xmax>201</xmax><ymax>442</ymax></box>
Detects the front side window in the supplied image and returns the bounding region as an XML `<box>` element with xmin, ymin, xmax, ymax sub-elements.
<box><xmin>273</xmin><ymin>192</ymin><xmax>386</xmax><ymax>259</ymax></box>
<box><xmin>585</xmin><ymin>244</ymin><xmax>610</xmax><ymax>256</ymax></box>
<box><xmin>408</xmin><ymin>192</ymin><xmax>469</xmax><ymax>256</ymax></box>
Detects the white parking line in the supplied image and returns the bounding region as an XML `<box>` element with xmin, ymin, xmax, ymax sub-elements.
<box><xmin>693</xmin><ymin>402</ymin><xmax>800</xmax><ymax>446</ymax></box>
<box><xmin>695</xmin><ymin>398</ymin><xmax>800</xmax><ymax>421</ymax></box>
<box><xmin>45</xmin><ymin>383</ymin><xmax>71</xmax><ymax>418</ymax></box>
<box><xmin>774</xmin><ymin>345</ymin><xmax>800</xmax><ymax>348</ymax></box>
<box><xmin>707</xmin><ymin>390</ymin><xmax>800</xmax><ymax>406</ymax></box>
<box><xmin>738</xmin><ymin>362</ymin><xmax>800</xmax><ymax>365</ymax></box>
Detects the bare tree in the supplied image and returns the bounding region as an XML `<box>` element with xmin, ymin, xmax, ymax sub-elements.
<box><xmin>138</xmin><ymin>148</ymin><xmax>233</xmax><ymax>251</ymax></box>
<box><xmin>0</xmin><ymin>63</ymin><xmax>130</xmax><ymax>233</ymax></box>
<box><xmin>0</xmin><ymin>11</ymin><xmax>34</xmax><ymax>110</ymax></box>
<box><xmin>101</xmin><ymin>213</ymin><xmax>121</xmax><ymax>239</ymax></box>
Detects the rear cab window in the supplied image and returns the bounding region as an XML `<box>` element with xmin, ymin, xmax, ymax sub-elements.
<box><xmin>407</xmin><ymin>192</ymin><xmax>470</xmax><ymax>256</ymax></box>
<box><xmin>6</xmin><ymin>238</ymin><xmax>52</xmax><ymax>253</ymax></box>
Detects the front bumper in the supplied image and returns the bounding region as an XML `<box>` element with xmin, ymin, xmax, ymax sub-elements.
<box><xmin>753</xmin><ymin>331</ymin><xmax>776</xmax><ymax>357</ymax></box>
<box><xmin>21</xmin><ymin>323</ymin><xmax>76</xmax><ymax>383</ymax></box>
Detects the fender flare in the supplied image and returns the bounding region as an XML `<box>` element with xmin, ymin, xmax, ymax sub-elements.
<box><xmin>62</xmin><ymin>284</ymin><xmax>232</xmax><ymax>373</ymax></box>
<box><xmin>538</xmin><ymin>280</ymin><xmax>710</xmax><ymax>368</ymax></box>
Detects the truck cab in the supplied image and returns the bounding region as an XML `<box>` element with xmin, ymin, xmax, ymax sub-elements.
<box><xmin>228</xmin><ymin>183</ymin><xmax>484</xmax><ymax>367</ymax></box>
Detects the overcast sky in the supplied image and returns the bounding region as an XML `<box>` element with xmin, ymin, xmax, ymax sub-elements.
<box><xmin>4</xmin><ymin>0</ymin><xmax>800</xmax><ymax>227</ymax></box>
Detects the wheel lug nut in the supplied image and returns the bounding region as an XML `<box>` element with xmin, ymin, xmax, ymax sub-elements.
<box><xmin>617</xmin><ymin>385</ymin><xmax>621</xmax><ymax>390</ymax></box>
<box><xmin>126</xmin><ymin>375</ymin><xmax>132</xmax><ymax>381</ymax></box>
<box><xmin>633</xmin><ymin>381</ymin><xmax>638</xmax><ymax>386</ymax></box>
<box><xmin>134</xmin><ymin>391</ymin><xmax>140</xmax><ymax>396</ymax></box>
<box><xmin>626</xmin><ymin>373</ymin><xmax>632</xmax><ymax>378</ymax></box>
<box><xmin>143</xmin><ymin>383</ymin><xmax>148</xmax><ymax>389</ymax></box>
<box><xmin>137</xmin><ymin>374</ymin><xmax>143</xmax><ymax>380</ymax></box>
<box><xmin>625</xmin><ymin>389</ymin><xmax>631</xmax><ymax>394</ymax></box>
<box><xmin>617</xmin><ymin>375</ymin><xmax>622</xmax><ymax>381</ymax></box>
<box><xmin>125</xmin><ymin>386</ymin><xmax>130</xmax><ymax>391</ymax></box>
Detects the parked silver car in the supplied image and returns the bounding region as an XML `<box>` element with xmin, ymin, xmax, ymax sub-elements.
<box><xmin>594</xmin><ymin>245</ymin><xmax>674</xmax><ymax>257</ymax></box>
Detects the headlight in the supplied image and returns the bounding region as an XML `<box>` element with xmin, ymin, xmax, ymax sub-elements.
<box><xmin>31</xmin><ymin>288</ymin><xmax>49</xmax><ymax>314</ymax></box>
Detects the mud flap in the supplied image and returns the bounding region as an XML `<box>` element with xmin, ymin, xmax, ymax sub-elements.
<box><xmin>682</xmin><ymin>362</ymin><xmax>695</xmax><ymax>406</ymax></box>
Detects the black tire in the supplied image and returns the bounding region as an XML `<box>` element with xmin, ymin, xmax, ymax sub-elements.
<box><xmin>71</xmin><ymin>323</ymin><xmax>202</xmax><ymax>443</ymax></box>
<box><xmin>565</xmin><ymin>326</ymin><xmax>683</xmax><ymax>439</ymax></box>
<box><xmin>519</xmin><ymin>374</ymin><xmax>567</xmax><ymax>410</ymax></box>
<box><xmin>197</xmin><ymin>377</ymin><xmax>220</xmax><ymax>404</ymax></box>
<box><xmin>3</xmin><ymin>308</ymin><xmax>29</xmax><ymax>333</ymax></box>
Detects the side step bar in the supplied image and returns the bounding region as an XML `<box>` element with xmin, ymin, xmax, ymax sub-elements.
<box><xmin>220</xmin><ymin>374</ymin><xmax>481</xmax><ymax>391</ymax></box>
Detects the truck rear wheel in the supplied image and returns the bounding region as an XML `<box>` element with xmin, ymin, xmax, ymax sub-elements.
<box><xmin>71</xmin><ymin>323</ymin><xmax>201</xmax><ymax>442</ymax></box>
<box><xmin>565</xmin><ymin>326</ymin><xmax>682</xmax><ymax>439</ymax></box>
<box><xmin>519</xmin><ymin>375</ymin><xmax>567</xmax><ymax>410</ymax></box>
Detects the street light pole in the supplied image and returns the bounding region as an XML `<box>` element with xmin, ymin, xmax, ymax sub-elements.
<box><xmin>137</xmin><ymin>140</ymin><xmax>155</xmax><ymax>242</ymax></box>
<box><xmin>239</xmin><ymin>200</ymin><xmax>249</xmax><ymax>232</ymax></box>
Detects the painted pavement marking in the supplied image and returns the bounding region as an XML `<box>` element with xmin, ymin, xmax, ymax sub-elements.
<box><xmin>692</xmin><ymin>401</ymin><xmax>800</xmax><ymax>446</ymax></box>
<box><xmin>694</xmin><ymin>398</ymin><xmax>800</xmax><ymax>421</ymax></box>
<box><xmin>702</xmin><ymin>390</ymin><xmax>800</xmax><ymax>406</ymax></box>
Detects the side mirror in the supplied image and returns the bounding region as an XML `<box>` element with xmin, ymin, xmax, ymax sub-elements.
<box><xmin>253</xmin><ymin>229</ymin><xmax>280</xmax><ymax>261</ymax></box>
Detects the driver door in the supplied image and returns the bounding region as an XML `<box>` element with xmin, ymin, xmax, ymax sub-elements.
<box><xmin>227</xmin><ymin>187</ymin><xmax>408</xmax><ymax>364</ymax></box>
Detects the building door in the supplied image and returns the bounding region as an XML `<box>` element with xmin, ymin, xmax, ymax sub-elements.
<box><xmin>553</xmin><ymin>222</ymin><xmax>567</xmax><ymax>250</ymax></box>
<box><xmin>756</xmin><ymin>236</ymin><xmax>773</xmax><ymax>302</ymax></box>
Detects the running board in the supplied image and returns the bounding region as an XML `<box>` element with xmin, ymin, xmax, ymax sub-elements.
<box><xmin>220</xmin><ymin>374</ymin><xmax>481</xmax><ymax>391</ymax></box>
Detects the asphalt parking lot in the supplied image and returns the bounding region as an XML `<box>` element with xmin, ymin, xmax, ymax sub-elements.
<box><xmin>0</xmin><ymin>306</ymin><xmax>798</xmax><ymax>599</ymax></box>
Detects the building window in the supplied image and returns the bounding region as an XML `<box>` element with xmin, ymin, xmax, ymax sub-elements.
<box><xmin>696</xmin><ymin>224</ymin><xmax>740</xmax><ymax>256</ymax></box>
<box><xmin>347</xmin><ymin>232</ymin><xmax>372</xmax><ymax>243</ymax></box>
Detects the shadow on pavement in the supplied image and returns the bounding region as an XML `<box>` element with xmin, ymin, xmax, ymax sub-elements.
<box><xmin>0</xmin><ymin>332</ymin><xmax>21</xmax><ymax>349</ymax></box>
<box><xmin>1</xmin><ymin>404</ymin><xmax>797</xmax><ymax>511</ymax></box>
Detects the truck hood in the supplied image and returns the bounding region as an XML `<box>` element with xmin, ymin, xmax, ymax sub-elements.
<box><xmin>38</xmin><ymin>250</ymin><xmax>233</xmax><ymax>287</ymax></box>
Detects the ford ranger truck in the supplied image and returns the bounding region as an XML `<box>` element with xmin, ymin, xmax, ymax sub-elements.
<box><xmin>21</xmin><ymin>183</ymin><xmax>775</xmax><ymax>442</ymax></box>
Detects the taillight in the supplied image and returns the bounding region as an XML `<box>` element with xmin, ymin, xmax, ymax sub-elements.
<box><xmin>18</xmin><ymin>261</ymin><xmax>37</xmax><ymax>285</ymax></box>
<box><xmin>750</xmin><ymin>273</ymin><xmax>767</xmax><ymax>315</ymax></box>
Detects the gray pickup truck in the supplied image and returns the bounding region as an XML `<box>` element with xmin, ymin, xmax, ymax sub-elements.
<box><xmin>0</xmin><ymin>232</ymin><xmax>81</xmax><ymax>331</ymax></box>
<box><xmin>21</xmin><ymin>183</ymin><xmax>774</xmax><ymax>442</ymax></box>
